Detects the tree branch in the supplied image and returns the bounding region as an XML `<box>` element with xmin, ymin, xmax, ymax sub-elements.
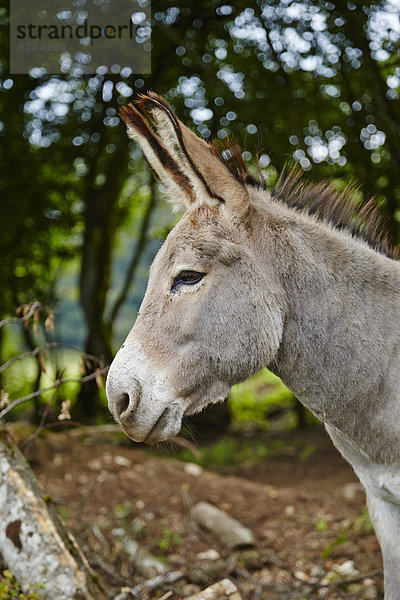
<box><xmin>0</xmin><ymin>301</ymin><xmax>42</xmax><ymax>329</ymax></box>
<box><xmin>107</xmin><ymin>175</ymin><xmax>157</xmax><ymax>328</ymax></box>
<box><xmin>0</xmin><ymin>342</ymin><xmax>105</xmax><ymax>374</ymax></box>
<box><xmin>0</xmin><ymin>366</ymin><xmax>109</xmax><ymax>419</ymax></box>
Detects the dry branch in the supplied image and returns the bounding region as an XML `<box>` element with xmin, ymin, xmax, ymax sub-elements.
<box><xmin>0</xmin><ymin>301</ymin><xmax>42</xmax><ymax>329</ymax></box>
<box><xmin>0</xmin><ymin>366</ymin><xmax>109</xmax><ymax>419</ymax></box>
<box><xmin>0</xmin><ymin>426</ymin><xmax>109</xmax><ymax>599</ymax></box>
<box><xmin>0</xmin><ymin>341</ymin><xmax>104</xmax><ymax>374</ymax></box>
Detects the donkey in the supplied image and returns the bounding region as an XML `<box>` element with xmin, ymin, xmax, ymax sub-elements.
<box><xmin>106</xmin><ymin>92</ymin><xmax>400</xmax><ymax>598</ymax></box>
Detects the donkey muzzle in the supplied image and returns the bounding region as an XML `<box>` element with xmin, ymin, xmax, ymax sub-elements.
<box><xmin>106</xmin><ymin>341</ymin><xmax>184</xmax><ymax>443</ymax></box>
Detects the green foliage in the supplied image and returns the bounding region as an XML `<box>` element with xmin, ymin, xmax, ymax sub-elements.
<box><xmin>56</xmin><ymin>505</ymin><xmax>70</xmax><ymax>522</ymax></box>
<box><xmin>113</xmin><ymin>501</ymin><xmax>133</xmax><ymax>520</ymax></box>
<box><xmin>319</xmin><ymin>506</ymin><xmax>374</xmax><ymax>558</ymax></box>
<box><xmin>353</xmin><ymin>506</ymin><xmax>374</xmax><ymax>533</ymax></box>
<box><xmin>315</xmin><ymin>517</ymin><xmax>329</xmax><ymax>531</ymax></box>
<box><xmin>321</xmin><ymin>530</ymin><xmax>349</xmax><ymax>558</ymax></box>
<box><xmin>171</xmin><ymin>437</ymin><xmax>268</xmax><ymax>467</ymax></box>
<box><xmin>229</xmin><ymin>369</ymin><xmax>297</xmax><ymax>429</ymax></box>
<box><xmin>155</xmin><ymin>529</ymin><xmax>183</xmax><ymax>555</ymax></box>
<box><xmin>0</xmin><ymin>570</ymin><xmax>41</xmax><ymax>600</ymax></box>
<box><xmin>170</xmin><ymin>435</ymin><xmax>314</xmax><ymax>469</ymax></box>
<box><xmin>298</xmin><ymin>445</ymin><xmax>316</xmax><ymax>461</ymax></box>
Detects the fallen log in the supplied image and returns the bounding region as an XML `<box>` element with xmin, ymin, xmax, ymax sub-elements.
<box><xmin>0</xmin><ymin>425</ymin><xmax>109</xmax><ymax>599</ymax></box>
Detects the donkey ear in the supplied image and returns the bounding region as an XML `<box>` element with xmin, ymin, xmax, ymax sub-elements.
<box><xmin>120</xmin><ymin>104</ymin><xmax>195</xmax><ymax>211</ymax></box>
<box><xmin>136</xmin><ymin>92</ymin><xmax>250</xmax><ymax>218</ymax></box>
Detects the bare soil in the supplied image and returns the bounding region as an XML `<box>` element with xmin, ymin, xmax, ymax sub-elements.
<box><xmin>20</xmin><ymin>425</ymin><xmax>383</xmax><ymax>599</ymax></box>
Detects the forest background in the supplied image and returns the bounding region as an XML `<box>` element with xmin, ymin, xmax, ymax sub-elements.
<box><xmin>1</xmin><ymin>0</ymin><xmax>399</xmax><ymax>429</ymax></box>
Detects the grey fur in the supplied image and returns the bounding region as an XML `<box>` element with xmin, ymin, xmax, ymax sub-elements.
<box><xmin>107</xmin><ymin>95</ymin><xmax>400</xmax><ymax>598</ymax></box>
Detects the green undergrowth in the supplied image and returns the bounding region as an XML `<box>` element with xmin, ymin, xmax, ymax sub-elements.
<box><xmin>318</xmin><ymin>506</ymin><xmax>374</xmax><ymax>558</ymax></box>
<box><xmin>163</xmin><ymin>435</ymin><xmax>316</xmax><ymax>469</ymax></box>
<box><xmin>0</xmin><ymin>570</ymin><xmax>41</xmax><ymax>600</ymax></box>
<box><xmin>155</xmin><ymin>528</ymin><xmax>183</xmax><ymax>555</ymax></box>
<box><xmin>228</xmin><ymin>368</ymin><xmax>297</xmax><ymax>429</ymax></box>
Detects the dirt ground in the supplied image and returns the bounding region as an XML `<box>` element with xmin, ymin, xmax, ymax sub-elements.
<box><xmin>21</xmin><ymin>424</ymin><xmax>383</xmax><ymax>599</ymax></box>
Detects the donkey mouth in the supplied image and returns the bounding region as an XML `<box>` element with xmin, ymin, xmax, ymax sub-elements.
<box><xmin>122</xmin><ymin>404</ymin><xmax>183</xmax><ymax>444</ymax></box>
<box><xmin>144</xmin><ymin>406</ymin><xmax>181</xmax><ymax>443</ymax></box>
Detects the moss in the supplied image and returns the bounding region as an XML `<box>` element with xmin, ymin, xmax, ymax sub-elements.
<box><xmin>0</xmin><ymin>570</ymin><xmax>41</xmax><ymax>600</ymax></box>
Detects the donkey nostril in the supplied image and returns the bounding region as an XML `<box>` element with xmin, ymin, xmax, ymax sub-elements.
<box><xmin>115</xmin><ymin>393</ymin><xmax>130</xmax><ymax>418</ymax></box>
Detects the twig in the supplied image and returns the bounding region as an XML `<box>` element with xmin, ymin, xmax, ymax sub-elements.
<box><xmin>158</xmin><ymin>592</ymin><xmax>173</xmax><ymax>600</ymax></box>
<box><xmin>130</xmin><ymin>570</ymin><xmax>184</xmax><ymax>597</ymax></box>
<box><xmin>114</xmin><ymin>571</ymin><xmax>184</xmax><ymax>600</ymax></box>
<box><xmin>0</xmin><ymin>342</ymin><xmax>105</xmax><ymax>374</ymax></box>
<box><xmin>92</xmin><ymin>524</ymin><xmax>108</xmax><ymax>549</ymax></box>
<box><xmin>331</xmin><ymin>569</ymin><xmax>382</xmax><ymax>589</ymax></box>
<box><xmin>0</xmin><ymin>366</ymin><xmax>109</xmax><ymax>419</ymax></box>
<box><xmin>21</xmin><ymin>402</ymin><xmax>50</xmax><ymax>451</ymax></box>
<box><xmin>92</xmin><ymin>556</ymin><xmax>125</xmax><ymax>583</ymax></box>
<box><xmin>0</xmin><ymin>301</ymin><xmax>42</xmax><ymax>329</ymax></box>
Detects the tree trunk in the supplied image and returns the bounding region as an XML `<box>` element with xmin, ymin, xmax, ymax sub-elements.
<box><xmin>0</xmin><ymin>425</ymin><xmax>109</xmax><ymax>599</ymax></box>
<box><xmin>75</xmin><ymin>117</ymin><xmax>128</xmax><ymax>421</ymax></box>
<box><xmin>20</xmin><ymin>325</ymin><xmax>44</xmax><ymax>424</ymax></box>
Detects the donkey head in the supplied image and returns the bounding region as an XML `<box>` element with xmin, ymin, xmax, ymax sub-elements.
<box><xmin>106</xmin><ymin>93</ymin><xmax>285</xmax><ymax>443</ymax></box>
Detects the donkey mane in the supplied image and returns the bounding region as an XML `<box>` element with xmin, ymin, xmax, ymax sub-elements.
<box><xmin>121</xmin><ymin>94</ymin><xmax>397</xmax><ymax>260</ymax></box>
<box><xmin>219</xmin><ymin>140</ymin><xmax>397</xmax><ymax>259</ymax></box>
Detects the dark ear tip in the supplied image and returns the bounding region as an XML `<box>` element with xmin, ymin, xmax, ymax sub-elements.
<box><xmin>136</xmin><ymin>91</ymin><xmax>175</xmax><ymax>119</ymax></box>
<box><xmin>136</xmin><ymin>93</ymin><xmax>154</xmax><ymax>116</ymax></box>
<box><xmin>119</xmin><ymin>103</ymin><xmax>145</xmax><ymax>128</ymax></box>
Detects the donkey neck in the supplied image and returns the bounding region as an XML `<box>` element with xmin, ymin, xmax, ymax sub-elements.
<box><xmin>253</xmin><ymin>193</ymin><xmax>400</xmax><ymax>453</ymax></box>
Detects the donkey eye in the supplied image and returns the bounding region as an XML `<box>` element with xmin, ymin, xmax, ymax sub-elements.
<box><xmin>171</xmin><ymin>271</ymin><xmax>205</xmax><ymax>292</ymax></box>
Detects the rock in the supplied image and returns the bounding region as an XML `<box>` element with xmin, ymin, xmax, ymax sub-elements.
<box><xmin>321</xmin><ymin>560</ymin><xmax>359</xmax><ymax>584</ymax></box>
<box><xmin>236</xmin><ymin>548</ymin><xmax>277</xmax><ymax>570</ymax></box>
<box><xmin>294</xmin><ymin>570</ymin><xmax>308</xmax><ymax>582</ymax></box>
<box><xmin>186</xmin><ymin>578</ymin><xmax>243</xmax><ymax>599</ymax></box>
<box><xmin>363</xmin><ymin>578</ymin><xmax>378</xmax><ymax>599</ymax></box>
<box><xmin>114</xmin><ymin>455</ymin><xmax>132</xmax><ymax>467</ymax></box>
<box><xmin>182</xmin><ymin>583</ymin><xmax>202</xmax><ymax>596</ymax></box>
<box><xmin>333</xmin><ymin>560</ymin><xmax>359</xmax><ymax>577</ymax></box>
<box><xmin>196</xmin><ymin>549</ymin><xmax>220</xmax><ymax>561</ymax></box>
<box><xmin>184</xmin><ymin>463</ymin><xmax>203</xmax><ymax>477</ymax></box>
<box><xmin>191</xmin><ymin>502</ymin><xmax>255</xmax><ymax>550</ymax></box>
<box><xmin>342</xmin><ymin>482</ymin><xmax>364</xmax><ymax>500</ymax></box>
